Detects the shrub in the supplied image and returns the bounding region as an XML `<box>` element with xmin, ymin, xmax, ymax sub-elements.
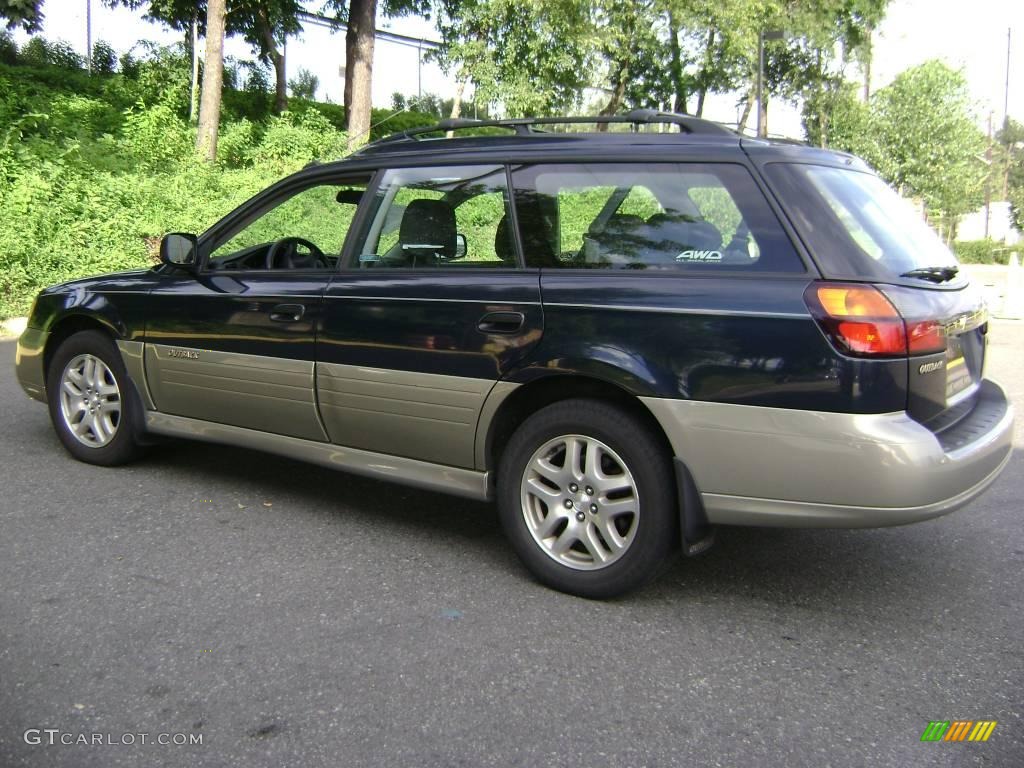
<box><xmin>122</xmin><ymin>102</ymin><xmax>192</xmax><ymax>169</ymax></box>
<box><xmin>250</xmin><ymin>109</ymin><xmax>347</xmax><ymax>167</ymax></box>
<box><xmin>216</xmin><ymin>118</ymin><xmax>258</xmax><ymax>168</ymax></box>
<box><xmin>132</xmin><ymin>43</ymin><xmax>191</xmax><ymax>112</ymax></box>
<box><xmin>953</xmin><ymin>239</ymin><xmax>1008</xmax><ymax>265</ymax></box>
<box><xmin>289</xmin><ymin>68</ymin><xmax>318</xmax><ymax>100</ymax></box>
<box><xmin>48</xmin><ymin>94</ymin><xmax>121</xmax><ymax>138</ymax></box>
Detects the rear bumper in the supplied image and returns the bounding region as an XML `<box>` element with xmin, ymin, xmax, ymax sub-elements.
<box><xmin>642</xmin><ymin>379</ymin><xmax>1014</xmax><ymax>528</ymax></box>
<box><xmin>15</xmin><ymin>327</ymin><xmax>48</xmax><ymax>403</ymax></box>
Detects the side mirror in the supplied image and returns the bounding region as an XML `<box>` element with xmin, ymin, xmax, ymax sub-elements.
<box><xmin>454</xmin><ymin>233</ymin><xmax>467</xmax><ymax>259</ymax></box>
<box><xmin>160</xmin><ymin>233</ymin><xmax>198</xmax><ymax>270</ymax></box>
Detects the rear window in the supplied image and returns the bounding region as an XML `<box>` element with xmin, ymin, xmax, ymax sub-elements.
<box><xmin>764</xmin><ymin>163</ymin><xmax>959</xmax><ymax>281</ymax></box>
<box><xmin>510</xmin><ymin>163</ymin><xmax>803</xmax><ymax>272</ymax></box>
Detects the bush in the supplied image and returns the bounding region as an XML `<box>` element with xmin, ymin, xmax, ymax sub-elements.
<box><xmin>122</xmin><ymin>102</ymin><xmax>193</xmax><ymax>169</ymax></box>
<box><xmin>216</xmin><ymin>118</ymin><xmax>258</xmax><ymax>168</ymax></box>
<box><xmin>250</xmin><ymin>109</ymin><xmax>347</xmax><ymax>167</ymax></box>
<box><xmin>91</xmin><ymin>41</ymin><xmax>117</xmax><ymax>75</ymax></box>
<box><xmin>289</xmin><ymin>68</ymin><xmax>318</xmax><ymax>100</ymax></box>
<box><xmin>953</xmin><ymin>239</ymin><xmax>1009</xmax><ymax>265</ymax></box>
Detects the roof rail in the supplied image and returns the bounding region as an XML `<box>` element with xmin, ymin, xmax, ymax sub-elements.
<box><xmin>367</xmin><ymin>109</ymin><xmax>735</xmax><ymax>148</ymax></box>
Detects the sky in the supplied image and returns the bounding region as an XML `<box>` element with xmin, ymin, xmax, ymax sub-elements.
<box><xmin>11</xmin><ymin>0</ymin><xmax>1024</xmax><ymax>138</ymax></box>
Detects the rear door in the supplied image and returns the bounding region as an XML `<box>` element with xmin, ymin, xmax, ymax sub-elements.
<box><xmin>317</xmin><ymin>164</ymin><xmax>543</xmax><ymax>469</ymax></box>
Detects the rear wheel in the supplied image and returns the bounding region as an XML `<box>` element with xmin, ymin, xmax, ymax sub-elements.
<box><xmin>46</xmin><ymin>330</ymin><xmax>146</xmax><ymax>466</ymax></box>
<box><xmin>497</xmin><ymin>399</ymin><xmax>677</xmax><ymax>598</ymax></box>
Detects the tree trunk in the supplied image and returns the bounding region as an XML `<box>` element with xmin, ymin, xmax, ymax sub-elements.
<box><xmin>196</xmin><ymin>0</ymin><xmax>227</xmax><ymax>162</ymax></box>
<box><xmin>695</xmin><ymin>28</ymin><xmax>715</xmax><ymax>117</ymax></box>
<box><xmin>737</xmin><ymin>89</ymin><xmax>755</xmax><ymax>133</ymax></box>
<box><xmin>345</xmin><ymin>0</ymin><xmax>378</xmax><ymax>151</ymax></box>
<box><xmin>256</xmin><ymin>8</ymin><xmax>287</xmax><ymax>114</ymax></box>
<box><xmin>862</xmin><ymin>25</ymin><xmax>873</xmax><ymax>102</ymax></box>
<box><xmin>597</xmin><ymin>61</ymin><xmax>628</xmax><ymax>131</ymax></box>
<box><xmin>667</xmin><ymin>10</ymin><xmax>686</xmax><ymax>114</ymax></box>
<box><xmin>446</xmin><ymin>75</ymin><xmax>467</xmax><ymax>137</ymax></box>
<box><xmin>758</xmin><ymin>93</ymin><xmax>768</xmax><ymax>137</ymax></box>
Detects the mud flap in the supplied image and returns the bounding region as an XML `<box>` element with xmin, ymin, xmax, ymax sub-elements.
<box><xmin>674</xmin><ymin>457</ymin><xmax>716</xmax><ymax>556</ymax></box>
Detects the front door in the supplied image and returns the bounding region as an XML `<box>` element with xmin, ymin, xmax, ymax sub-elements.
<box><xmin>145</xmin><ymin>175</ymin><xmax>370</xmax><ymax>441</ymax></box>
<box><xmin>318</xmin><ymin>164</ymin><xmax>543</xmax><ymax>469</ymax></box>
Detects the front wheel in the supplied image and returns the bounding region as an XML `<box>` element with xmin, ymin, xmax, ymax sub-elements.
<box><xmin>497</xmin><ymin>399</ymin><xmax>677</xmax><ymax>598</ymax></box>
<box><xmin>46</xmin><ymin>330</ymin><xmax>146</xmax><ymax>466</ymax></box>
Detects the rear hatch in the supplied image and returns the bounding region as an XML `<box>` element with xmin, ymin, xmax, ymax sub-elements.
<box><xmin>762</xmin><ymin>162</ymin><xmax>987</xmax><ymax>428</ymax></box>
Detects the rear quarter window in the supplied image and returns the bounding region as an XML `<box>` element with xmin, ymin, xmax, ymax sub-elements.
<box><xmin>763</xmin><ymin>163</ymin><xmax>960</xmax><ymax>282</ymax></box>
<box><xmin>510</xmin><ymin>162</ymin><xmax>803</xmax><ymax>272</ymax></box>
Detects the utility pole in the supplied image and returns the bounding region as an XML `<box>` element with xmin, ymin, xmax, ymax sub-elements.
<box><xmin>1003</xmin><ymin>27</ymin><xmax>1012</xmax><ymax>200</ymax></box>
<box><xmin>756</xmin><ymin>30</ymin><xmax>764</xmax><ymax>137</ymax></box>
<box><xmin>985</xmin><ymin>111</ymin><xmax>993</xmax><ymax>239</ymax></box>
<box><xmin>85</xmin><ymin>0</ymin><xmax>92</xmax><ymax>72</ymax></box>
<box><xmin>189</xmin><ymin>12</ymin><xmax>200</xmax><ymax>123</ymax></box>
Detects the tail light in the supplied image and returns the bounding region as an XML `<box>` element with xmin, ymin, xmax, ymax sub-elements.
<box><xmin>804</xmin><ymin>283</ymin><xmax>944</xmax><ymax>358</ymax></box>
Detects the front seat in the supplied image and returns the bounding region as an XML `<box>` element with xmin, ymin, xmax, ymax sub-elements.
<box><xmin>398</xmin><ymin>199</ymin><xmax>457</xmax><ymax>267</ymax></box>
<box><xmin>495</xmin><ymin>214</ymin><xmax>517</xmax><ymax>265</ymax></box>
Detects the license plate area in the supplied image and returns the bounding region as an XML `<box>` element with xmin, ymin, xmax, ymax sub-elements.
<box><xmin>945</xmin><ymin>335</ymin><xmax>974</xmax><ymax>402</ymax></box>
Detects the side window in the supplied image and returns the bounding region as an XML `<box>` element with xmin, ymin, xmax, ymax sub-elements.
<box><xmin>353</xmin><ymin>165</ymin><xmax>516</xmax><ymax>268</ymax></box>
<box><xmin>510</xmin><ymin>163</ymin><xmax>802</xmax><ymax>271</ymax></box>
<box><xmin>208</xmin><ymin>181</ymin><xmax>367</xmax><ymax>270</ymax></box>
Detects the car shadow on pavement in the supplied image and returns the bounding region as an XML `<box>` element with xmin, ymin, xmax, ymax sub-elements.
<box><xmin>146</xmin><ymin>436</ymin><xmax>971</xmax><ymax>613</ymax></box>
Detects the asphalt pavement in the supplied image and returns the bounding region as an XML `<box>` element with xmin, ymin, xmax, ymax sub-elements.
<box><xmin>1</xmin><ymin>324</ymin><xmax>1022</xmax><ymax>768</ymax></box>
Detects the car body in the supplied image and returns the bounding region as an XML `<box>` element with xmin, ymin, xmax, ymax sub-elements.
<box><xmin>15</xmin><ymin>111</ymin><xmax>1014</xmax><ymax>597</ymax></box>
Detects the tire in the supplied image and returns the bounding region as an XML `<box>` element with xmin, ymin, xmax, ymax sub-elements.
<box><xmin>497</xmin><ymin>398</ymin><xmax>677</xmax><ymax>599</ymax></box>
<box><xmin>46</xmin><ymin>330</ymin><xmax>146</xmax><ymax>466</ymax></box>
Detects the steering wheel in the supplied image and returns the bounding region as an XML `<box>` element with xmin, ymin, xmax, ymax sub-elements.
<box><xmin>265</xmin><ymin>237</ymin><xmax>328</xmax><ymax>269</ymax></box>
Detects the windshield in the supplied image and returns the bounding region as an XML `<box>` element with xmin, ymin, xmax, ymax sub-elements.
<box><xmin>764</xmin><ymin>163</ymin><xmax>959</xmax><ymax>282</ymax></box>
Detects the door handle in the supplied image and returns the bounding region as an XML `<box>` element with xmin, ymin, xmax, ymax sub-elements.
<box><xmin>477</xmin><ymin>311</ymin><xmax>525</xmax><ymax>335</ymax></box>
<box><xmin>269</xmin><ymin>303</ymin><xmax>305</xmax><ymax>322</ymax></box>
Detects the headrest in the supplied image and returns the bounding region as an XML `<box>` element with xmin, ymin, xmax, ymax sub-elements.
<box><xmin>643</xmin><ymin>214</ymin><xmax>722</xmax><ymax>251</ymax></box>
<box><xmin>495</xmin><ymin>214</ymin><xmax>516</xmax><ymax>263</ymax></box>
<box><xmin>399</xmin><ymin>199</ymin><xmax>456</xmax><ymax>258</ymax></box>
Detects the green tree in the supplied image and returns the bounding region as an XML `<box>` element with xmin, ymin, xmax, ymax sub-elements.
<box><xmin>996</xmin><ymin>118</ymin><xmax>1024</xmax><ymax>230</ymax></box>
<box><xmin>230</xmin><ymin>0</ymin><xmax>303</xmax><ymax>114</ymax></box>
<box><xmin>434</xmin><ymin>0</ymin><xmax>592</xmax><ymax>117</ymax></box>
<box><xmin>120</xmin><ymin>1</ymin><xmax>305</xmax><ymax>114</ymax></box>
<box><xmin>823</xmin><ymin>60</ymin><xmax>987</xmax><ymax>239</ymax></box>
<box><xmin>873</xmin><ymin>61</ymin><xmax>986</xmax><ymax>221</ymax></box>
<box><xmin>91</xmin><ymin>40</ymin><xmax>118</xmax><ymax>74</ymax></box>
<box><xmin>0</xmin><ymin>0</ymin><xmax>43</xmax><ymax>32</ymax></box>
<box><xmin>289</xmin><ymin>68</ymin><xmax>319</xmax><ymax>100</ymax></box>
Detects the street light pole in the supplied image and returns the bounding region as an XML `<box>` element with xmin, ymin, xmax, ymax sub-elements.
<box><xmin>756</xmin><ymin>29</ymin><xmax>763</xmax><ymax>137</ymax></box>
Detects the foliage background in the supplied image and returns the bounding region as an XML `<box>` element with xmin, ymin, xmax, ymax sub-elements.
<box><xmin>0</xmin><ymin>37</ymin><xmax>441</xmax><ymax>318</ymax></box>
